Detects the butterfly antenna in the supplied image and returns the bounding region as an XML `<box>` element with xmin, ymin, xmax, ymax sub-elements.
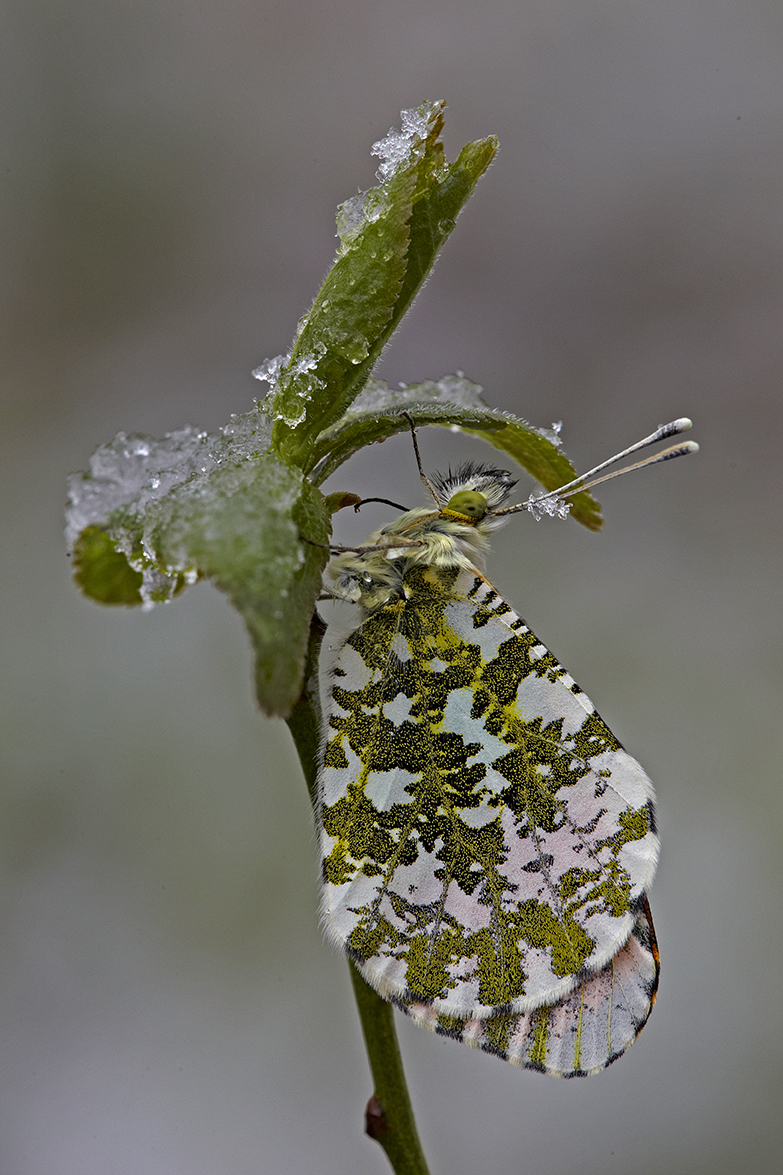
<box><xmin>401</xmin><ymin>412</ymin><xmax>442</xmax><ymax>507</ymax></box>
<box><xmin>554</xmin><ymin>437</ymin><xmax>699</xmax><ymax>501</ymax></box>
<box><xmin>493</xmin><ymin>418</ymin><xmax>698</xmax><ymax>516</ymax></box>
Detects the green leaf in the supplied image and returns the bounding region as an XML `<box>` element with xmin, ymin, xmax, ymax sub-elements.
<box><xmin>266</xmin><ymin>102</ymin><xmax>498</xmax><ymax>466</ymax></box>
<box><xmin>308</xmin><ymin>376</ymin><xmax>507</xmax><ymax>483</ymax></box>
<box><xmin>309</xmin><ymin>375</ymin><xmax>602</xmax><ymax>530</ymax></box>
<box><xmin>145</xmin><ymin>454</ymin><xmax>331</xmax><ymax>716</ymax></box>
<box><xmin>71</xmin><ymin>525</ymin><xmax>144</xmax><ymax>605</ymax></box>
<box><xmin>66</xmin><ymin>422</ymin><xmax>331</xmax><ymax>715</ymax></box>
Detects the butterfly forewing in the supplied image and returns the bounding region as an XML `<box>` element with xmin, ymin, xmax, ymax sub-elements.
<box><xmin>318</xmin><ymin>562</ymin><xmax>659</xmax><ymax>1020</ymax></box>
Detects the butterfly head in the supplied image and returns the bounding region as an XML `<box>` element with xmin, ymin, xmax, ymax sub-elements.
<box><xmin>432</xmin><ymin>463</ymin><xmax>517</xmax><ymax>527</ymax></box>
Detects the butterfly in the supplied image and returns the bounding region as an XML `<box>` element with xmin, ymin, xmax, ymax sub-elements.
<box><xmin>316</xmin><ymin>418</ymin><xmax>694</xmax><ymax>1075</ymax></box>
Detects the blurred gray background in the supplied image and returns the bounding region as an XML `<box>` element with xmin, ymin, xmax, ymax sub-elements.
<box><xmin>2</xmin><ymin>2</ymin><xmax>782</xmax><ymax>1172</ymax></box>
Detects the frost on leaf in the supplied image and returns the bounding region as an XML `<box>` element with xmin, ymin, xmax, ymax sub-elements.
<box><xmin>351</xmin><ymin>373</ymin><xmax>489</xmax><ymax>416</ymax></box>
<box><xmin>544</xmin><ymin>421</ymin><xmax>563</xmax><ymax>448</ymax></box>
<box><xmin>66</xmin><ymin>411</ymin><xmax>274</xmax><ymax>606</ymax></box>
<box><xmin>335</xmin><ymin>101</ymin><xmax>443</xmax><ymax>251</ymax></box>
<box><xmin>252</xmin><ymin>344</ymin><xmax>330</xmax><ymax>429</ymax></box>
<box><xmin>371</xmin><ymin>104</ymin><xmax>436</xmax><ymax>181</ymax></box>
<box><xmin>251</xmin><ymin>354</ymin><xmax>287</xmax><ymax>392</ymax></box>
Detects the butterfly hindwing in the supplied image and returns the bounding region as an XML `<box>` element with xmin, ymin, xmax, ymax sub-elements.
<box><xmin>318</xmin><ymin>562</ymin><xmax>659</xmax><ymax>1020</ymax></box>
<box><xmin>399</xmin><ymin>897</ymin><xmax>660</xmax><ymax>1077</ymax></box>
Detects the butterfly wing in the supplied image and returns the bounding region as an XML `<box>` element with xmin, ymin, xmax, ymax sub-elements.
<box><xmin>318</xmin><ymin>563</ymin><xmax>658</xmax><ymax>1020</ymax></box>
<box><xmin>400</xmin><ymin>897</ymin><xmax>659</xmax><ymax>1076</ymax></box>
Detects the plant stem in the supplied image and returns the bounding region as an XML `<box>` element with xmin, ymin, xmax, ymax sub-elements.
<box><xmin>285</xmin><ymin>613</ymin><xmax>431</xmax><ymax>1175</ymax></box>
<box><xmin>348</xmin><ymin>961</ymin><xmax>432</xmax><ymax>1175</ymax></box>
<box><xmin>285</xmin><ymin>611</ymin><xmax>326</xmax><ymax>808</ymax></box>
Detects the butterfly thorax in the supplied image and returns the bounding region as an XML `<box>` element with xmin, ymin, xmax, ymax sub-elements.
<box><xmin>326</xmin><ymin>465</ymin><xmax>517</xmax><ymax>612</ymax></box>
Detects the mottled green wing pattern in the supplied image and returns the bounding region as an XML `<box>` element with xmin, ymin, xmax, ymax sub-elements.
<box><xmin>399</xmin><ymin>897</ymin><xmax>659</xmax><ymax>1077</ymax></box>
<box><xmin>318</xmin><ymin>564</ymin><xmax>658</xmax><ymax>1020</ymax></box>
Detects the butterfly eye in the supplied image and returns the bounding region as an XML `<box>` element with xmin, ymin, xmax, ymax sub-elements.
<box><xmin>444</xmin><ymin>489</ymin><xmax>487</xmax><ymax>519</ymax></box>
